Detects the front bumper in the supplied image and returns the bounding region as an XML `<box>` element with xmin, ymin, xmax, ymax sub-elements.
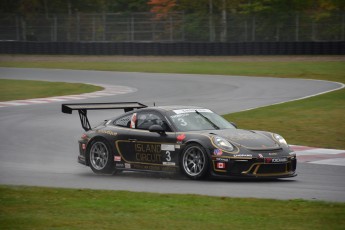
<box><xmin>212</xmin><ymin>156</ymin><xmax>297</xmax><ymax>178</ymax></box>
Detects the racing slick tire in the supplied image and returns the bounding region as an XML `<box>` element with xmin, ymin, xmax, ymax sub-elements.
<box><xmin>180</xmin><ymin>143</ymin><xmax>210</xmax><ymax>180</ymax></box>
<box><xmin>87</xmin><ymin>139</ymin><xmax>117</xmax><ymax>174</ymax></box>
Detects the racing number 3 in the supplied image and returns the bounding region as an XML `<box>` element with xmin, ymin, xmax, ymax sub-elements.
<box><xmin>178</xmin><ymin>118</ymin><xmax>187</xmax><ymax>126</ymax></box>
<box><xmin>165</xmin><ymin>151</ymin><xmax>171</xmax><ymax>161</ymax></box>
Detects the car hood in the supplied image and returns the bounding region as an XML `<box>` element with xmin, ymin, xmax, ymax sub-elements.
<box><xmin>208</xmin><ymin>129</ymin><xmax>280</xmax><ymax>150</ymax></box>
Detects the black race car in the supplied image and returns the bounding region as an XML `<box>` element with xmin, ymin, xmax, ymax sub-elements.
<box><xmin>62</xmin><ymin>102</ymin><xmax>297</xmax><ymax>179</ymax></box>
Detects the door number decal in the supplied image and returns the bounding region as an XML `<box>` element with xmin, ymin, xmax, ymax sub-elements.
<box><xmin>165</xmin><ymin>151</ymin><xmax>171</xmax><ymax>161</ymax></box>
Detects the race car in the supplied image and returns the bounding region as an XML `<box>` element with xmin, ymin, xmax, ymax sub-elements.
<box><xmin>62</xmin><ymin>102</ymin><xmax>297</xmax><ymax>179</ymax></box>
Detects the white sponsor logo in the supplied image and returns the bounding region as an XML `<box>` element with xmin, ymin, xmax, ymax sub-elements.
<box><xmin>163</xmin><ymin>162</ymin><xmax>176</xmax><ymax>166</ymax></box>
<box><xmin>173</xmin><ymin>109</ymin><xmax>213</xmax><ymax>114</ymax></box>
<box><xmin>234</xmin><ymin>154</ymin><xmax>252</xmax><ymax>158</ymax></box>
<box><xmin>216</xmin><ymin>158</ymin><xmax>229</xmax><ymax>162</ymax></box>
<box><xmin>161</xmin><ymin>144</ymin><xmax>175</xmax><ymax>151</ymax></box>
<box><xmin>272</xmin><ymin>158</ymin><xmax>288</xmax><ymax>163</ymax></box>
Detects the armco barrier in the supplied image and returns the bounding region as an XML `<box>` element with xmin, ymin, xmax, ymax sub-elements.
<box><xmin>0</xmin><ymin>41</ymin><xmax>344</xmax><ymax>55</ymax></box>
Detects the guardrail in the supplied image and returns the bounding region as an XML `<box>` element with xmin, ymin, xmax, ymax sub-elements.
<box><xmin>0</xmin><ymin>41</ymin><xmax>344</xmax><ymax>55</ymax></box>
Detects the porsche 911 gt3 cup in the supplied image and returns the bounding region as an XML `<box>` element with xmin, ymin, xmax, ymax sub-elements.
<box><xmin>62</xmin><ymin>102</ymin><xmax>297</xmax><ymax>179</ymax></box>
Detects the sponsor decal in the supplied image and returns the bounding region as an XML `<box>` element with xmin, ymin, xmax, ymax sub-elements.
<box><xmin>163</xmin><ymin>162</ymin><xmax>176</xmax><ymax>166</ymax></box>
<box><xmin>216</xmin><ymin>162</ymin><xmax>226</xmax><ymax>169</ymax></box>
<box><xmin>234</xmin><ymin>154</ymin><xmax>252</xmax><ymax>158</ymax></box>
<box><xmin>171</xmin><ymin>113</ymin><xmax>189</xmax><ymax>119</ymax></box>
<box><xmin>175</xmin><ymin>145</ymin><xmax>181</xmax><ymax>149</ymax></box>
<box><xmin>265</xmin><ymin>157</ymin><xmax>287</xmax><ymax>163</ymax></box>
<box><xmin>216</xmin><ymin>158</ymin><xmax>229</xmax><ymax>162</ymax></box>
<box><xmin>96</xmin><ymin>129</ymin><xmax>117</xmax><ymax>136</ymax></box>
<box><xmin>177</xmin><ymin>134</ymin><xmax>186</xmax><ymax>142</ymax></box>
<box><xmin>272</xmin><ymin>158</ymin><xmax>288</xmax><ymax>163</ymax></box>
<box><xmin>135</xmin><ymin>143</ymin><xmax>162</xmax><ymax>163</ymax></box>
<box><xmin>258</xmin><ymin>154</ymin><xmax>264</xmax><ymax>159</ymax></box>
<box><xmin>130</xmin><ymin>113</ymin><xmax>137</xmax><ymax>129</ymax></box>
<box><xmin>173</xmin><ymin>109</ymin><xmax>213</xmax><ymax>114</ymax></box>
<box><xmin>116</xmin><ymin>163</ymin><xmax>125</xmax><ymax>168</ymax></box>
<box><xmin>132</xmin><ymin>164</ymin><xmax>160</xmax><ymax>171</ymax></box>
<box><xmin>131</xmin><ymin>164</ymin><xmax>176</xmax><ymax>172</ymax></box>
<box><xmin>268</xmin><ymin>152</ymin><xmax>277</xmax><ymax>156</ymax></box>
<box><xmin>125</xmin><ymin>163</ymin><xmax>131</xmax><ymax>169</ymax></box>
<box><xmin>81</xmin><ymin>143</ymin><xmax>86</xmax><ymax>150</ymax></box>
<box><xmin>81</xmin><ymin>134</ymin><xmax>88</xmax><ymax>139</ymax></box>
<box><xmin>161</xmin><ymin>144</ymin><xmax>175</xmax><ymax>151</ymax></box>
<box><xmin>135</xmin><ymin>143</ymin><xmax>161</xmax><ymax>153</ymax></box>
<box><xmin>136</xmin><ymin>153</ymin><xmax>161</xmax><ymax>163</ymax></box>
<box><xmin>114</xmin><ymin>156</ymin><xmax>122</xmax><ymax>162</ymax></box>
<box><xmin>265</xmin><ymin>158</ymin><xmax>272</xmax><ymax>163</ymax></box>
<box><xmin>213</xmin><ymin>149</ymin><xmax>223</xmax><ymax>156</ymax></box>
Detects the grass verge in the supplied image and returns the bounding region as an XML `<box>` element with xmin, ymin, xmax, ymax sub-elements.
<box><xmin>225</xmin><ymin>87</ymin><xmax>345</xmax><ymax>149</ymax></box>
<box><xmin>1</xmin><ymin>185</ymin><xmax>345</xmax><ymax>230</ymax></box>
<box><xmin>0</xmin><ymin>59</ymin><xmax>344</xmax><ymax>148</ymax></box>
<box><xmin>0</xmin><ymin>79</ymin><xmax>102</xmax><ymax>101</ymax></box>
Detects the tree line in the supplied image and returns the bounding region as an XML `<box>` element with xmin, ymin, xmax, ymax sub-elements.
<box><xmin>1</xmin><ymin>0</ymin><xmax>344</xmax><ymax>19</ymax></box>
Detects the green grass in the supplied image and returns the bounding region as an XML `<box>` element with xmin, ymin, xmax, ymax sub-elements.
<box><xmin>225</xmin><ymin>89</ymin><xmax>345</xmax><ymax>148</ymax></box>
<box><xmin>1</xmin><ymin>185</ymin><xmax>345</xmax><ymax>230</ymax></box>
<box><xmin>0</xmin><ymin>79</ymin><xmax>102</xmax><ymax>101</ymax></box>
<box><xmin>0</xmin><ymin>60</ymin><xmax>344</xmax><ymax>148</ymax></box>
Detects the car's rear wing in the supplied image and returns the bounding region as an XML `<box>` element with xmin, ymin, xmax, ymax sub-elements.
<box><xmin>62</xmin><ymin>102</ymin><xmax>147</xmax><ymax>131</ymax></box>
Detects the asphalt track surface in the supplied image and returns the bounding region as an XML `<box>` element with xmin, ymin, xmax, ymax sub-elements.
<box><xmin>1</xmin><ymin>67</ymin><xmax>345</xmax><ymax>202</ymax></box>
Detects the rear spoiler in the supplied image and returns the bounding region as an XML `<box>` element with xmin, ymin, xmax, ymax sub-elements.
<box><xmin>62</xmin><ymin>102</ymin><xmax>147</xmax><ymax>131</ymax></box>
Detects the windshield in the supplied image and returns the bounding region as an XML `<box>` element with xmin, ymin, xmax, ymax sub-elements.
<box><xmin>168</xmin><ymin>109</ymin><xmax>235</xmax><ymax>131</ymax></box>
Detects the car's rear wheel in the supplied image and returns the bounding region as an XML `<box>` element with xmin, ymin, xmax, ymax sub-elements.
<box><xmin>180</xmin><ymin>144</ymin><xmax>209</xmax><ymax>180</ymax></box>
<box><xmin>88</xmin><ymin>139</ymin><xmax>116</xmax><ymax>174</ymax></box>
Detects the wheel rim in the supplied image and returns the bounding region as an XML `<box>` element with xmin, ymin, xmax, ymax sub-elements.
<box><xmin>90</xmin><ymin>142</ymin><xmax>109</xmax><ymax>170</ymax></box>
<box><xmin>182</xmin><ymin>146</ymin><xmax>206</xmax><ymax>176</ymax></box>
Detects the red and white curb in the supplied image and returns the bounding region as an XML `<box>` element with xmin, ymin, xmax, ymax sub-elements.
<box><xmin>290</xmin><ymin>145</ymin><xmax>345</xmax><ymax>166</ymax></box>
<box><xmin>0</xmin><ymin>83</ymin><xmax>137</xmax><ymax>108</ymax></box>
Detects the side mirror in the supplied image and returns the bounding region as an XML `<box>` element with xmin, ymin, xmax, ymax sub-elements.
<box><xmin>149</xmin><ymin>124</ymin><xmax>165</xmax><ymax>134</ymax></box>
<box><xmin>230</xmin><ymin>122</ymin><xmax>238</xmax><ymax>129</ymax></box>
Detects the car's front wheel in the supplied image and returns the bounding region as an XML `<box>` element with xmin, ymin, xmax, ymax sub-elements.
<box><xmin>180</xmin><ymin>144</ymin><xmax>209</xmax><ymax>180</ymax></box>
<box><xmin>88</xmin><ymin>139</ymin><xmax>116</xmax><ymax>174</ymax></box>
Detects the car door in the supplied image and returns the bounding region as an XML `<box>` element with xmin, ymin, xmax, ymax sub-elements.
<box><xmin>116</xmin><ymin>110</ymin><xmax>179</xmax><ymax>172</ymax></box>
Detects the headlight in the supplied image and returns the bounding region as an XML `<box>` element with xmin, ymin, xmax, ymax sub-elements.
<box><xmin>213</xmin><ymin>136</ymin><xmax>234</xmax><ymax>152</ymax></box>
<box><xmin>273</xmin><ymin>134</ymin><xmax>287</xmax><ymax>145</ymax></box>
